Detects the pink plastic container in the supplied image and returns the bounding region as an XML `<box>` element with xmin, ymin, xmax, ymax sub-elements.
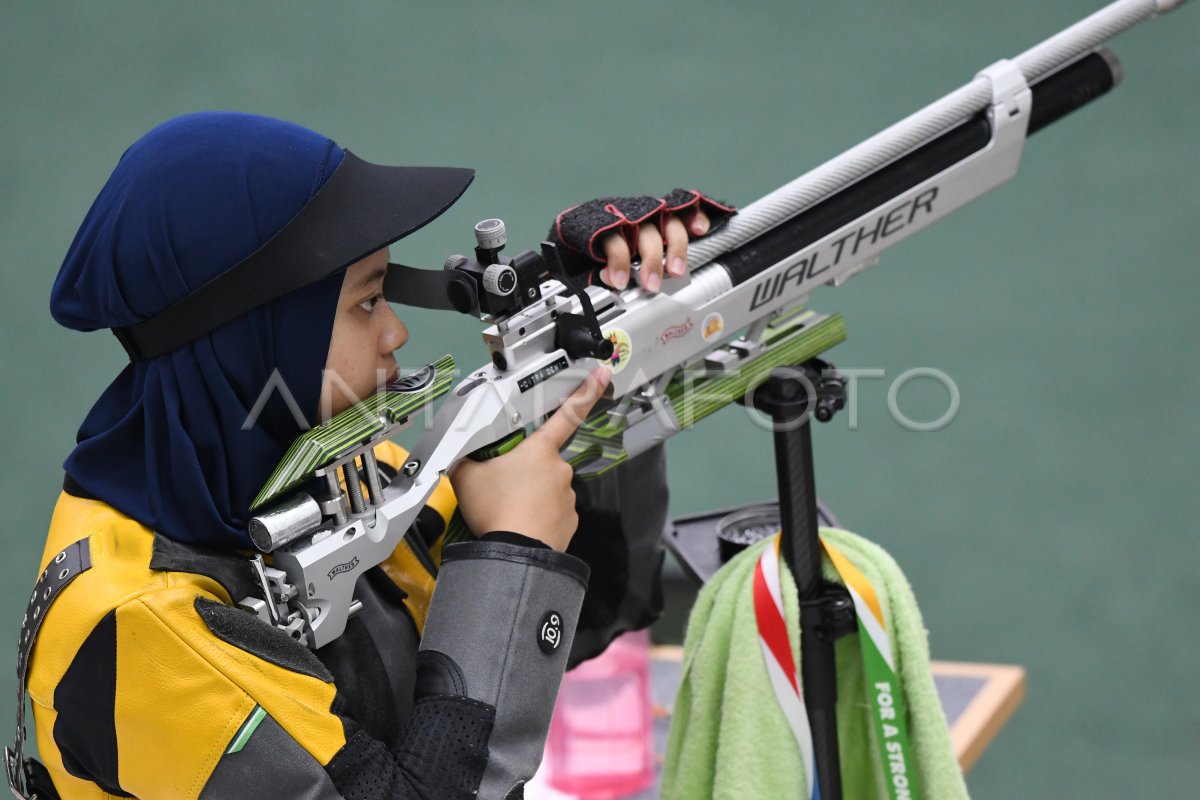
<box><xmin>544</xmin><ymin>629</ymin><xmax>655</xmax><ymax>799</ymax></box>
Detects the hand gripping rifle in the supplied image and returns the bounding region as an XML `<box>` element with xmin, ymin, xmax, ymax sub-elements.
<box><xmin>241</xmin><ymin>0</ymin><xmax>1184</xmax><ymax>670</ymax></box>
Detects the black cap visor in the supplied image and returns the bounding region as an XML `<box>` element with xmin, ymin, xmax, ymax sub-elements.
<box><xmin>113</xmin><ymin>151</ymin><xmax>474</xmax><ymax>361</ymax></box>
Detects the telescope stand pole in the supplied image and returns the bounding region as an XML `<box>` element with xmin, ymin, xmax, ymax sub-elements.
<box><xmin>747</xmin><ymin>362</ymin><xmax>853</xmax><ymax>800</ymax></box>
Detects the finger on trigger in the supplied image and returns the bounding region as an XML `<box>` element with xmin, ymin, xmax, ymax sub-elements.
<box><xmin>604</xmin><ymin>234</ymin><xmax>632</xmax><ymax>290</ymax></box>
<box><xmin>637</xmin><ymin>223</ymin><xmax>663</xmax><ymax>292</ymax></box>
<box><xmin>665</xmin><ymin>215</ymin><xmax>688</xmax><ymax>277</ymax></box>
<box><xmin>534</xmin><ymin>368</ymin><xmax>611</xmax><ymax>449</ymax></box>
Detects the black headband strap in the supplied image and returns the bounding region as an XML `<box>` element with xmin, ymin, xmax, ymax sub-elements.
<box><xmin>383</xmin><ymin>262</ymin><xmax>478</xmax><ymax>312</ymax></box>
<box><xmin>112</xmin><ymin>151</ymin><xmax>473</xmax><ymax>361</ymax></box>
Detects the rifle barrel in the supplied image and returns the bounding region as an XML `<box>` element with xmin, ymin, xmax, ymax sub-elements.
<box><xmin>715</xmin><ymin>50</ymin><xmax>1121</xmax><ymax>287</ymax></box>
<box><xmin>687</xmin><ymin>0</ymin><xmax>1184</xmax><ymax>270</ymax></box>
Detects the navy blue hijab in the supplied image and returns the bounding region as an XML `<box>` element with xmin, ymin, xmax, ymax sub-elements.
<box><xmin>51</xmin><ymin>112</ymin><xmax>348</xmax><ymax>549</ymax></box>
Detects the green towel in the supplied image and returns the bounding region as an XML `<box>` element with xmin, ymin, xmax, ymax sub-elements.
<box><xmin>662</xmin><ymin>528</ymin><xmax>968</xmax><ymax>799</ymax></box>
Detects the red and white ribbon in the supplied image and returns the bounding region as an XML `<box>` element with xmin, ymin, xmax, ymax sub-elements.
<box><xmin>752</xmin><ymin>536</ymin><xmax>817</xmax><ymax>797</ymax></box>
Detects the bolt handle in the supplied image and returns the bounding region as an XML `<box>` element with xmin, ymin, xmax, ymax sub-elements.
<box><xmin>557</xmin><ymin>314</ymin><xmax>615</xmax><ymax>361</ymax></box>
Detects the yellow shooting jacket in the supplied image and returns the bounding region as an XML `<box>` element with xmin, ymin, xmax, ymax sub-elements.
<box><xmin>27</xmin><ymin>441</ymin><xmax>456</xmax><ymax>799</ymax></box>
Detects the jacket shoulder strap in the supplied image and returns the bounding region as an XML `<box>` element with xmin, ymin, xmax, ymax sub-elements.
<box><xmin>5</xmin><ymin>538</ymin><xmax>92</xmax><ymax>799</ymax></box>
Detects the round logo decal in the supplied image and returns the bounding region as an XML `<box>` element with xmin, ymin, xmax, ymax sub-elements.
<box><xmin>701</xmin><ymin>312</ymin><xmax>725</xmax><ymax>342</ymax></box>
<box><xmin>538</xmin><ymin>610</ymin><xmax>563</xmax><ymax>654</ymax></box>
<box><xmin>605</xmin><ymin>328</ymin><xmax>633</xmax><ymax>374</ymax></box>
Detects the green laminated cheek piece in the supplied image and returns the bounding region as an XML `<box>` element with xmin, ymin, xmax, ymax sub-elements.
<box><xmin>252</xmin><ymin>354</ymin><xmax>456</xmax><ymax>510</ymax></box>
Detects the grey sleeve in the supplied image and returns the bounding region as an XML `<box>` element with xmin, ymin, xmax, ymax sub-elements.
<box><xmin>567</xmin><ymin>442</ymin><xmax>669</xmax><ymax>664</ymax></box>
<box><xmin>417</xmin><ymin>540</ymin><xmax>590</xmax><ymax>800</ymax></box>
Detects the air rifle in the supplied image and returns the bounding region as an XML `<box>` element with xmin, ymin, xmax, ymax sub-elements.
<box><xmin>241</xmin><ymin>0</ymin><xmax>1190</xmax><ymax>649</ymax></box>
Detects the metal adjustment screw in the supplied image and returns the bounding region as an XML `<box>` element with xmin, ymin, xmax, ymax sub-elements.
<box><xmin>482</xmin><ymin>264</ymin><xmax>518</xmax><ymax>296</ymax></box>
<box><xmin>444</xmin><ymin>254</ymin><xmax>468</xmax><ymax>271</ymax></box>
<box><xmin>402</xmin><ymin>460</ymin><xmax>421</xmax><ymax>477</ymax></box>
<box><xmin>511</xmin><ymin>411</ymin><xmax>521</xmax><ymax>424</ymax></box>
<box><xmin>474</xmin><ymin>218</ymin><xmax>506</xmax><ymax>250</ymax></box>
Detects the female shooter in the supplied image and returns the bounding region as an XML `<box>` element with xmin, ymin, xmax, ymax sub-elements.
<box><xmin>12</xmin><ymin>112</ymin><xmax>726</xmax><ymax>800</ymax></box>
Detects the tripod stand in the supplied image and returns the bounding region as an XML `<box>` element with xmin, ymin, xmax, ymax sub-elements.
<box><xmin>740</xmin><ymin>358</ymin><xmax>857</xmax><ymax>800</ymax></box>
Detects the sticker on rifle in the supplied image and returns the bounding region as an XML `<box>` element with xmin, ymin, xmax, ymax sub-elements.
<box><xmin>658</xmin><ymin>317</ymin><xmax>694</xmax><ymax>345</ymax></box>
<box><xmin>701</xmin><ymin>312</ymin><xmax>725</xmax><ymax>342</ymax></box>
<box><xmin>606</xmin><ymin>328</ymin><xmax>633</xmax><ymax>374</ymax></box>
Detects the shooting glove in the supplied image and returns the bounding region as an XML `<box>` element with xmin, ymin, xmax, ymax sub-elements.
<box><xmin>551</xmin><ymin>189</ymin><xmax>736</xmax><ymax>277</ymax></box>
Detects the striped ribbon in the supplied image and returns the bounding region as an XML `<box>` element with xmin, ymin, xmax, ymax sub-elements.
<box><xmin>754</xmin><ymin>533</ymin><xmax>919</xmax><ymax>800</ymax></box>
<box><xmin>752</xmin><ymin>536</ymin><xmax>819</xmax><ymax>799</ymax></box>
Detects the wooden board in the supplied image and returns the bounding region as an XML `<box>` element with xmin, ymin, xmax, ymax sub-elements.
<box><xmin>929</xmin><ymin>660</ymin><xmax>1026</xmax><ymax>773</ymax></box>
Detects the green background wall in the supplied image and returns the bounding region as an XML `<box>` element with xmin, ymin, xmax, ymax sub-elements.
<box><xmin>2</xmin><ymin>2</ymin><xmax>1197</xmax><ymax>796</ymax></box>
